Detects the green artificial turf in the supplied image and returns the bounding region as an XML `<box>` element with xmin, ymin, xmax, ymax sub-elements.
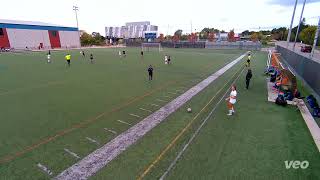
<box><xmin>1</xmin><ymin>49</ymin><xmax>319</xmax><ymax>180</ymax></box>
<box><xmin>92</xmin><ymin>51</ymin><xmax>320</xmax><ymax>180</ymax></box>
<box><xmin>0</xmin><ymin>48</ymin><xmax>244</xmax><ymax>179</ymax></box>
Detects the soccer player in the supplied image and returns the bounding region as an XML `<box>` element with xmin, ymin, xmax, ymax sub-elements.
<box><xmin>245</xmin><ymin>69</ymin><xmax>253</xmax><ymax>89</ymax></box>
<box><xmin>246</xmin><ymin>53</ymin><xmax>251</xmax><ymax>67</ymax></box>
<box><xmin>122</xmin><ymin>50</ymin><xmax>126</xmax><ymax>57</ymax></box>
<box><xmin>148</xmin><ymin>65</ymin><xmax>154</xmax><ymax>81</ymax></box>
<box><xmin>164</xmin><ymin>55</ymin><xmax>168</xmax><ymax>64</ymax></box>
<box><xmin>168</xmin><ymin>55</ymin><xmax>171</xmax><ymax>64</ymax></box>
<box><xmin>225</xmin><ymin>85</ymin><xmax>237</xmax><ymax>116</ymax></box>
<box><xmin>90</xmin><ymin>53</ymin><xmax>94</xmax><ymax>64</ymax></box>
<box><xmin>47</xmin><ymin>53</ymin><xmax>51</xmax><ymax>63</ymax></box>
<box><xmin>82</xmin><ymin>51</ymin><xmax>86</xmax><ymax>58</ymax></box>
<box><xmin>141</xmin><ymin>50</ymin><xmax>144</xmax><ymax>57</ymax></box>
<box><xmin>65</xmin><ymin>53</ymin><xmax>71</xmax><ymax>67</ymax></box>
<box><xmin>118</xmin><ymin>50</ymin><xmax>122</xmax><ymax>58</ymax></box>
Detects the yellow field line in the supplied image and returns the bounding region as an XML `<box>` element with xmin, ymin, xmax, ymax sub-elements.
<box><xmin>137</xmin><ymin>64</ymin><xmax>245</xmax><ymax>180</ymax></box>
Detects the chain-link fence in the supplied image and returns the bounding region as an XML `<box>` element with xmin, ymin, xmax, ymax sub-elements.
<box><xmin>206</xmin><ymin>41</ymin><xmax>261</xmax><ymax>50</ymax></box>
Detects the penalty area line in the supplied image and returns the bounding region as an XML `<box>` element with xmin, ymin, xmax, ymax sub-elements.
<box><xmin>129</xmin><ymin>113</ymin><xmax>142</xmax><ymax>118</ymax></box>
<box><xmin>64</xmin><ymin>148</ymin><xmax>81</xmax><ymax>159</ymax></box>
<box><xmin>37</xmin><ymin>163</ymin><xmax>53</xmax><ymax>176</ymax></box>
<box><xmin>117</xmin><ymin>120</ymin><xmax>132</xmax><ymax>126</ymax></box>
<box><xmin>104</xmin><ymin>128</ymin><xmax>117</xmax><ymax>135</ymax></box>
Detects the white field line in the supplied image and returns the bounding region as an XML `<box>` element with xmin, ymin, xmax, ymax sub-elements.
<box><xmin>54</xmin><ymin>53</ymin><xmax>246</xmax><ymax>180</ymax></box>
<box><xmin>104</xmin><ymin>128</ymin><xmax>117</xmax><ymax>134</ymax></box>
<box><xmin>37</xmin><ymin>163</ymin><xmax>53</xmax><ymax>176</ymax></box>
<box><xmin>150</xmin><ymin>103</ymin><xmax>159</xmax><ymax>107</ymax></box>
<box><xmin>129</xmin><ymin>113</ymin><xmax>141</xmax><ymax>118</ymax></box>
<box><xmin>117</xmin><ymin>120</ymin><xmax>132</xmax><ymax>126</ymax></box>
<box><xmin>86</xmin><ymin>137</ymin><xmax>100</xmax><ymax>145</ymax></box>
<box><xmin>156</xmin><ymin>99</ymin><xmax>167</xmax><ymax>102</ymax></box>
<box><xmin>139</xmin><ymin>108</ymin><xmax>153</xmax><ymax>113</ymax></box>
<box><xmin>64</xmin><ymin>148</ymin><xmax>80</xmax><ymax>159</ymax></box>
<box><xmin>159</xmin><ymin>67</ymin><xmax>246</xmax><ymax>180</ymax></box>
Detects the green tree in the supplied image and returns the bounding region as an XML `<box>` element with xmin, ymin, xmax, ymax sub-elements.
<box><xmin>200</xmin><ymin>28</ymin><xmax>218</xmax><ymax>39</ymax></box>
<box><xmin>92</xmin><ymin>32</ymin><xmax>106</xmax><ymax>45</ymax></box>
<box><xmin>174</xmin><ymin>29</ymin><xmax>183</xmax><ymax>37</ymax></box>
<box><xmin>180</xmin><ymin>34</ymin><xmax>188</xmax><ymax>41</ymax></box>
<box><xmin>250</xmin><ymin>33</ymin><xmax>259</xmax><ymax>42</ymax></box>
<box><xmin>299</xmin><ymin>26</ymin><xmax>319</xmax><ymax>45</ymax></box>
<box><xmin>80</xmin><ymin>31</ymin><xmax>94</xmax><ymax>46</ymax></box>
<box><xmin>271</xmin><ymin>27</ymin><xmax>287</xmax><ymax>40</ymax></box>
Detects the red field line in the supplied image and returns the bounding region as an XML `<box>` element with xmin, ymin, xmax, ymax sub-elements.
<box><xmin>0</xmin><ymin>80</ymin><xmax>177</xmax><ymax>164</ymax></box>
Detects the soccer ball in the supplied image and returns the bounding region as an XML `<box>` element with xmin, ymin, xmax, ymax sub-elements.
<box><xmin>187</xmin><ymin>108</ymin><xmax>192</xmax><ymax>113</ymax></box>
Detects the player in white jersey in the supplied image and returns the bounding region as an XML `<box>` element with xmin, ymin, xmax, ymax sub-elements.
<box><xmin>226</xmin><ymin>85</ymin><xmax>237</xmax><ymax>116</ymax></box>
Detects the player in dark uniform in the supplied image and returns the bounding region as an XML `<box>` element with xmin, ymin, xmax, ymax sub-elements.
<box><xmin>122</xmin><ymin>50</ymin><xmax>126</xmax><ymax>58</ymax></box>
<box><xmin>82</xmin><ymin>51</ymin><xmax>86</xmax><ymax>58</ymax></box>
<box><xmin>168</xmin><ymin>55</ymin><xmax>171</xmax><ymax>64</ymax></box>
<box><xmin>90</xmin><ymin>53</ymin><xmax>94</xmax><ymax>64</ymax></box>
<box><xmin>140</xmin><ymin>50</ymin><xmax>144</xmax><ymax>59</ymax></box>
<box><xmin>148</xmin><ymin>65</ymin><xmax>153</xmax><ymax>81</ymax></box>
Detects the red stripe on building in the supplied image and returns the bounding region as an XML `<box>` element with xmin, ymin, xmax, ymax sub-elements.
<box><xmin>48</xmin><ymin>30</ymin><xmax>61</xmax><ymax>48</ymax></box>
<box><xmin>0</xmin><ymin>28</ymin><xmax>10</xmax><ymax>48</ymax></box>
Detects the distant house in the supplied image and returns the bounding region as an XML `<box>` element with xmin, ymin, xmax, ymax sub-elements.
<box><xmin>215</xmin><ymin>32</ymin><xmax>228</xmax><ymax>41</ymax></box>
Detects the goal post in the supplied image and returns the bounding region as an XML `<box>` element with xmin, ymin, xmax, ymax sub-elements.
<box><xmin>141</xmin><ymin>43</ymin><xmax>163</xmax><ymax>52</ymax></box>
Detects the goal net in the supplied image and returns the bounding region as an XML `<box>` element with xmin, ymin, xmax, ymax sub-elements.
<box><xmin>141</xmin><ymin>43</ymin><xmax>163</xmax><ymax>52</ymax></box>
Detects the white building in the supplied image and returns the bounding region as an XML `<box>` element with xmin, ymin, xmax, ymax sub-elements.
<box><xmin>105</xmin><ymin>21</ymin><xmax>158</xmax><ymax>39</ymax></box>
<box><xmin>0</xmin><ymin>19</ymin><xmax>80</xmax><ymax>49</ymax></box>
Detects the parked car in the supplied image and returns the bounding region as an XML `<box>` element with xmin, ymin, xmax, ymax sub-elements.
<box><xmin>301</xmin><ymin>45</ymin><xmax>312</xmax><ymax>53</ymax></box>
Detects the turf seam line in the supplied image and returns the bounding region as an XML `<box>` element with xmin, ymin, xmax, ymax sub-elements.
<box><xmin>37</xmin><ymin>163</ymin><xmax>53</xmax><ymax>176</ymax></box>
<box><xmin>54</xmin><ymin>53</ymin><xmax>246</xmax><ymax>180</ymax></box>
<box><xmin>139</xmin><ymin>108</ymin><xmax>153</xmax><ymax>113</ymax></box>
<box><xmin>159</xmin><ymin>67</ymin><xmax>246</xmax><ymax>180</ymax></box>
<box><xmin>129</xmin><ymin>113</ymin><xmax>142</xmax><ymax>118</ymax></box>
<box><xmin>150</xmin><ymin>103</ymin><xmax>160</xmax><ymax>107</ymax></box>
<box><xmin>86</xmin><ymin>137</ymin><xmax>100</xmax><ymax>145</ymax></box>
<box><xmin>104</xmin><ymin>128</ymin><xmax>117</xmax><ymax>134</ymax></box>
<box><xmin>64</xmin><ymin>148</ymin><xmax>81</xmax><ymax>159</ymax></box>
<box><xmin>117</xmin><ymin>120</ymin><xmax>132</xmax><ymax>126</ymax></box>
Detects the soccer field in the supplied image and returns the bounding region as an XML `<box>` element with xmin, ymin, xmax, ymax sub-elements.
<box><xmin>0</xmin><ymin>48</ymin><xmax>319</xmax><ymax>179</ymax></box>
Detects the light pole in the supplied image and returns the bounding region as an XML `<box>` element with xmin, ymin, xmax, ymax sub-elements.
<box><xmin>287</xmin><ymin>0</ymin><xmax>298</xmax><ymax>47</ymax></box>
<box><xmin>73</xmin><ymin>5</ymin><xmax>81</xmax><ymax>48</ymax></box>
<box><xmin>293</xmin><ymin>0</ymin><xmax>307</xmax><ymax>50</ymax></box>
<box><xmin>311</xmin><ymin>17</ymin><xmax>320</xmax><ymax>58</ymax></box>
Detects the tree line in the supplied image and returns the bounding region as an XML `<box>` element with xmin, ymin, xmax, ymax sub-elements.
<box><xmin>80</xmin><ymin>19</ymin><xmax>319</xmax><ymax>46</ymax></box>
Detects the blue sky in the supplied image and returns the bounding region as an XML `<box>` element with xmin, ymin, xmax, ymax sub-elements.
<box><xmin>0</xmin><ymin>0</ymin><xmax>319</xmax><ymax>35</ymax></box>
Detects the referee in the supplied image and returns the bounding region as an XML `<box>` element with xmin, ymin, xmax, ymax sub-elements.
<box><xmin>148</xmin><ymin>65</ymin><xmax>154</xmax><ymax>81</ymax></box>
